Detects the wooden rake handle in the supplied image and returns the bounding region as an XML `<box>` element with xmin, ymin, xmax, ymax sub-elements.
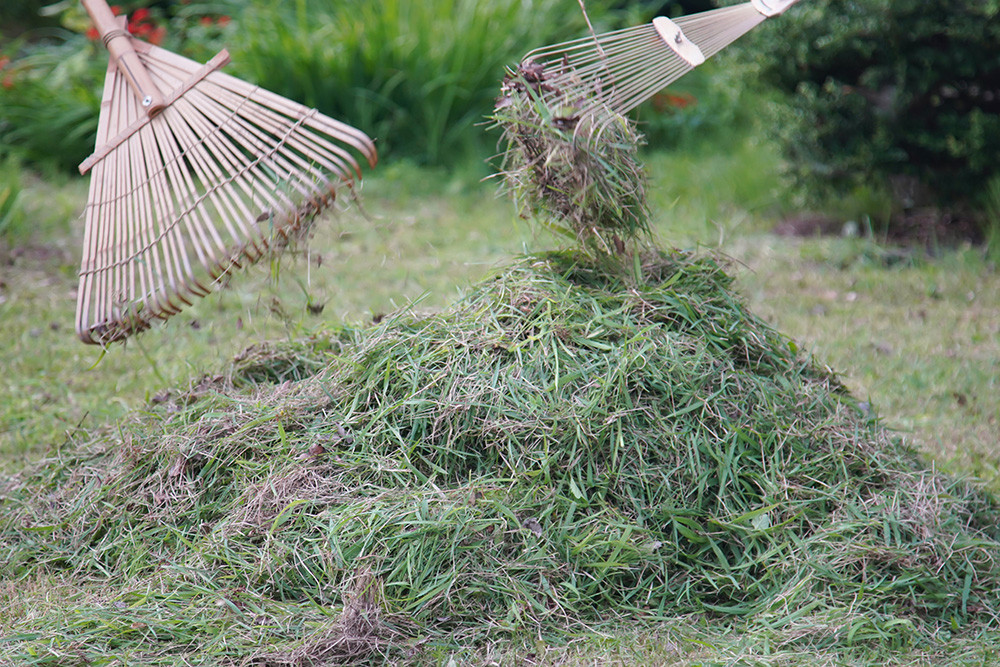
<box><xmin>82</xmin><ymin>0</ymin><xmax>166</xmax><ymax>116</ymax></box>
<box><xmin>751</xmin><ymin>0</ymin><xmax>801</xmax><ymax>17</ymax></box>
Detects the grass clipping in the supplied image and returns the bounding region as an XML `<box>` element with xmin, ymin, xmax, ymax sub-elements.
<box><xmin>2</xmin><ymin>250</ymin><xmax>1000</xmax><ymax>663</ymax></box>
<box><xmin>493</xmin><ymin>61</ymin><xmax>649</xmax><ymax>252</ymax></box>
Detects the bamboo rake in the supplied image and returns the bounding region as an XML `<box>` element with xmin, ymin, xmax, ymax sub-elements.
<box><xmin>76</xmin><ymin>0</ymin><xmax>376</xmax><ymax>345</ymax></box>
<box><xmin>519</xmin><ymin>0</ymin><xmax>801</xmax><ymax>123</ymax></box>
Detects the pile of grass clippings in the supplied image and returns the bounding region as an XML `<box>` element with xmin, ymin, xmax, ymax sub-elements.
<box><xmin>493</xmin><ymin>61</ymin><xmax>649</xmax><ymax>252</ymax></box>
<box><xmin>2</xmin><ymin>249</ymin><xmax>1000</xmax><ymax>664</ymax></box>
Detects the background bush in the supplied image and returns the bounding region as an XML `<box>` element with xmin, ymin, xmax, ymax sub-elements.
<box><xmin>0</xmin><ymin>0</ymin><xmax>59</xmax><ymax>32</ymax></box>
<box><xmin>744</xmin><ymin>0</ymin><xmax>1000</xmax><ymax>233</ymax></box>
<box><xmin>0</xmin><ymin>1</ymin><xmax>232</xmax><ymax>173</ymax></box>
<box><xmin>0</xmin><ymin>157</ymin><xmax>25</xmax><ymax>240</ymax></box>
<box><xmin>1</xmin><ymin>0</ymin><xmax>609</xmax><ymax>171</ymax></box>
<box><xmin>0</xmin><ymin>36</ymin><xmax>102</xmax><ymax>174</ymax></box>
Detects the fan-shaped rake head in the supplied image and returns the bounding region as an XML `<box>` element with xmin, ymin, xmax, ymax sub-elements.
<box><xmin>76</xmin><ymin>0</ymin><xmax>376</xmax><ymax>345</ymax></box>
<box><xmin>520</xmin><ymin>0</ymin><xmax>800</xmax><ymax>123</ymax></box>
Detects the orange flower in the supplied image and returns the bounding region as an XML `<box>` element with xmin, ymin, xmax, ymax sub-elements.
<box><xmin>149</xmin><ymin>26</ymin><xmax>166</xmax><ymax>45</ymax></box>
<box><xmin>651</xmin><ymin>91</ymin><xmax>697</xmax><ymax>112</ymax></box>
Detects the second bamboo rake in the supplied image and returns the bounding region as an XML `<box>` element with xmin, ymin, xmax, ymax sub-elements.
<box><xmin>519</xmin><ymin>0</ymin><xmax>801</xmax><ymax>123</ymax></box>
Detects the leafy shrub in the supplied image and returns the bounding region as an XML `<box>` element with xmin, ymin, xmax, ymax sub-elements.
<box><xmin>0</xmin><ymin>157</ymin><xmax>25</xmax><ymax>241</ymax></box>
<box><xmin>632</xmin><ymin>60</ymin><xmax>749</xmax><ymax>151</ymax></box>
<box><xmin>0</xmin><ymin>36</ymin><xmax>103</xmax><ymax>173</ymax></box>
<box><xmin>744</xmin><ymin>0</ymin><xmax>1000</xmax><ymax>229</ymax></box>
<box><xmin>0</xmin><ymin>2</ymin><xmax>234</xmax><ymax>173</ymax></box>
<box><xmin>3</xmin><ymin>0</ymin><xmax>606</xmax><ymax>172</ymax></box>
<box><xmin>984</xmin><ymin>175</ymin><xmax>1000</xmax><ymax>262</ymax></box>
<box><xmin>0</xmin><ymin>0</ymin><xmax>52</xmax><ymax>26</ymax></box>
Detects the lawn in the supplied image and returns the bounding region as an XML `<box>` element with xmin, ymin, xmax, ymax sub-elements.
<box><xmin>0</xmin><ymin>162</ymin><xmax>530</xmax><ymax>470</ymax></box>
<box><xmin>1</xmin><ymin>138</ymin><xmax>998</xmax><ymax>664</ymax></box>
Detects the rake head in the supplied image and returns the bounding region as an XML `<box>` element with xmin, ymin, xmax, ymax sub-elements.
<box><xmin>77</xmin><ymin>32</ymin><xmax>376</xmax><ymax>345</ymax></box>
<box><xmin>520</xmin><ymin>0</ymin><xmax>801</xmax><ymax>123</ymax></box>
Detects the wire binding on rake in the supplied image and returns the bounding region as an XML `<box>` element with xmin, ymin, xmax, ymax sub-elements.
<box><xmin>77</xmin><ymin>39</ymin><xmax>376</xmax><ymax>345</ymax></box>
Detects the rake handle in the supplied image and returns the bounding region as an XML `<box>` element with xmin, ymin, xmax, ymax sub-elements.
<box><xmin>751</xmin><ymin>0</ymin><xmax>801</xmax><ymax>17</ymax></box>
<box><xmin>82</xmin><ymin>0</ymin><xmax>166</xmax><ymax>116</ymax></box>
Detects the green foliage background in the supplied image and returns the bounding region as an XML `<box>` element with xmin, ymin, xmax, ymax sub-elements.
<box><xmin>0</xmin><ymin>0</ymin><xmax>616</xmax><ymax>172</ymax></box>
<box><xmin>0</xmin><ymin>1</ymin><xmax>749</xmax><ymax>175</ymax></box>
<box><xmin>744</xmin><ymin>0</ymin><xmax>1000</xmax><ymax>219</ymax></box>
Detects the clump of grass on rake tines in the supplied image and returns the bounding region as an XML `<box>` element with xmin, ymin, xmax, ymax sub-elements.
<box><xmin>2</xmin><ymin>249</ymin><xmax>1000</xmax><ymax>664</ymax></box>
<box><xmin>492</xmin><ymin>61</ymin><xmax>649</xmax><ymax>253</ymax></box>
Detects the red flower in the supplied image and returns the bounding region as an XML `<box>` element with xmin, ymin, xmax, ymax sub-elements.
<box><xmin>217</xmin><ymin>16</ymin><xmax>231</xmax><ymax>27</ymax></box>
<box><xmin>651</xmin><ymin>91</ymin><xmax>697</xmax><ymax>112</ymax></box>
<box><xmin>148</xmin><ymin>26</ymin><xmax>166</xmax><ymax>45</ymax></box>
<box><xmin>200</xmin><ymin>16</ymin><xmax>213</xmax><ymax>26</ymax></box>
<box><xmin>2</xmin><ymin>75</ymin><xmax>14</xmax><ymax>90</ymax></box>
<box><xmin>0</xmin><ymin>56</ymin><xmax>9</xmax><ymax>71</ymax></box>
<box><xmin>86</xmin><ymin>26</ymin><xmax>100</xmax><ymax>40</ymax></box>
<box><xmin>131</xmin><ymin>7</ymin><xmax>150</xmax><ymax>22</ymax></box>
<box><xmin>110</xmin><ymin>5</ymin><xmax>122</xmax><ymax>15</ymax></box>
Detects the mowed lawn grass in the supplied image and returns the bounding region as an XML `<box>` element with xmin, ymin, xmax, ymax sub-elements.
<box><xmin>735</xmin><ymin>235</ymin><xmax>999</xmax><ymax>488</ymax></box>
<box><xmin>1</xmin><ymin>140</ymin><xmax>997</xmax><ymax>488</ymax></box>
<box><xmin>0</xmin><ymin>162</ymin><xmax>528</xmax><ymax>469</ymax></box>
